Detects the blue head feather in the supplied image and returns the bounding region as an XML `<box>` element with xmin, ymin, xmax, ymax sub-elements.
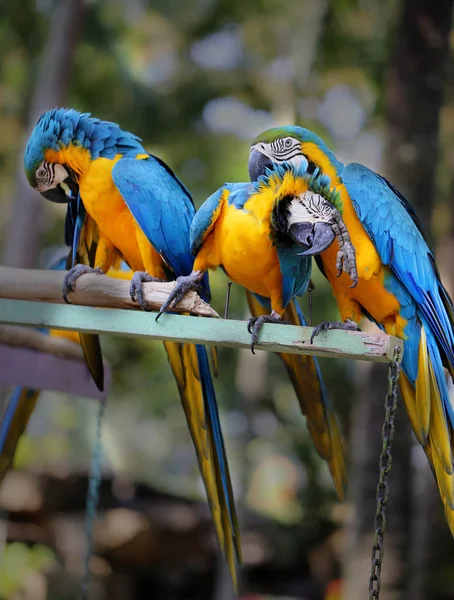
<box><xmin>24</xmin><ymin>107</ymin><xmax>146</xmax><ymax>186</ymax></box>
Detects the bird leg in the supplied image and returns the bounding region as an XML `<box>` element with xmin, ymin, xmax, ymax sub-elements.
<box><xmin>247</xmin><ymin>310</ymin><xmax>290</xmax><ymax>355</ymax></box>
<box><xmin>310</xmin><ymin>318</ymin><xmax>360</xmax><ymax>344</ymax></box>
<box><xmin>155</xmin><ymin>270</ymin><xmax>205</xmax><ymax>322</ymax></box>
<box><xmin>130</xmin><ymin>271</ymin><xmax>166</xmax><ymax>311</ymax></box>
<box><xmin>62</xmin><ymin>264</ymin><xmax>104</xmax><ymax>303</ymax></box>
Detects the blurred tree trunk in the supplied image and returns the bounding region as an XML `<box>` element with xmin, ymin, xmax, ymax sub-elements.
<box><xmin>344</xmin><ymin>1</ymin><xmax>453</xmax><ymax>599</ymax></box>
<box><xmin>385</xmin><ymin>0</ymin><xmax>453</xmax><ymax>234</ymax></box>
<box><xmin>2</xmin><ymin>0</ymin><xmax>85</xmax><ymax>268</ymax></box>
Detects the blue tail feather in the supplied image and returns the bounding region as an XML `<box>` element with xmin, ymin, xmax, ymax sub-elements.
<box><xmin>195</xmin><ymin>344</ymin><xmax>234</xmax><ymax>528</ymax></box>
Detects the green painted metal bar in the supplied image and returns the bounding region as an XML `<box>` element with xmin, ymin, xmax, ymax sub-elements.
<box><xmin>0</xmin><ymin>298</ymin><xmax>403</xmax><ymax>363</ymax></box>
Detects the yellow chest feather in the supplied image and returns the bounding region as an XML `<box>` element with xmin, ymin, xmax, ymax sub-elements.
<box><xmin>212</xmin><ymin>193</ymin><xmax>283</xmax><ymax>302</ymax></box>
<box><xmin>78</xmin><ymin>157</ymin><xmax>142</xmax><ymax>267</ymax></box>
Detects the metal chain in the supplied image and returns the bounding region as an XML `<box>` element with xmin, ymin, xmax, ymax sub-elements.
<box><xmin>368</xmin><ymin>345</ymin><xmax>402</xmax><ymax>600</ymax></box>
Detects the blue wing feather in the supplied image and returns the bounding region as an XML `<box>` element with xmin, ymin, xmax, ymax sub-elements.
<box><xmin>190</xmin><ymin>186</ymin><xmax>226</xmax><ymax>256</ymax></box>
<box><xmin>343</xmin><ymin>163</ymin><xmax>454</xmax><ymax>371</ymax></box>
<box><xmin>112</xmin><ymin>156</ymin><xmax>204</xmax><ymax>287</ymax></box>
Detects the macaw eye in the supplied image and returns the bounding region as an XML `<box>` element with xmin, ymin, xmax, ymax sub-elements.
<box><xmin>285</xmin><ymin>139</ymin><xmax>292</xmax><ymax>147</ymax></box>
<box><xmin>37</xmin><ymin>167</ymin><xmax>47</xmax><ymax>178</ymax></box>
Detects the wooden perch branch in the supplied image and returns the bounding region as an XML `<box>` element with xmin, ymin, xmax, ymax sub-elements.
<box><xmin>0</xmin><ymin>297</ymin><xmax>404</xmax><ymax>363</ymax></box>
<box><xmin>0</xmin><ymin>266</ymin><xmax>219</xmax><ymax>318</ymax></box>
<box><xmin>0</xmin><ymin>325</ymin><xmax>83</xmax><ymax>360</ymax></box>
<box><xmin>0</xmin><ymin>322</ymin><xmax>110</xmax><ymax>400</ymax></box>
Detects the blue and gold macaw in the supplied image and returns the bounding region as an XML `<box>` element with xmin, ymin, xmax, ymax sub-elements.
<box><xmin>157</xmin><ymin>163</ymin><xmax>355</xmax><ymax>500</ymax></box>
<box><xmin>23</xmin><ymin>108</ymin><xmax>240</xmax><ymax>584</ymax></box>
<box><xmin>0</xmin><ymin>252</ymin><xmax>81</xmax><ymax>484</ymax></box>
<box><xmin>248</xmin><ymin>126</ymin><xmax>454</xmax><ymax>534</ymax></box>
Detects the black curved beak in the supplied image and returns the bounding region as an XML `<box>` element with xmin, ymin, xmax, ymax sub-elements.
<box><xmin>288</xmin><ymin>221</ymin><xmax>336</xmax><ymax>256</ymax></box>
<box><xmin>248</xmin><ymin>148</ymin><xmax>274</xmax><ymax>181</ymax></box>
<box><xmin>40</xmin><ymin>176</ymin><xmax>78</xmax><ymax>204</ymax></box>
<box><xmin>41</xmin><ymin>184</ymin><xmax>69</xmax><ymax>204</ymax></box>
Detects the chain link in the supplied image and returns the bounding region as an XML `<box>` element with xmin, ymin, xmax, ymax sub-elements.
<box><xmin>368</xmin><ymin>345</ymin><xmax>402</xmax><ymax>600</ymax></box>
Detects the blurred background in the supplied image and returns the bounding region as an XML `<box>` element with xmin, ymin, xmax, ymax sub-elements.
<box><xmin>1</xmin><ymin>0</ymin><xmax>454</xmax><ymax>598</ymax></box>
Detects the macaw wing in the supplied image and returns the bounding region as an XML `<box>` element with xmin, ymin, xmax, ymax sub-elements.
<box><xmin>343</xmin><ymin>163</ymin><xmax>454</xmax><ymax>373</ymax></box>
<box><xmin>190</xmin><ymin>182</ymin><xmax>251</xmax><ymax>256</ymax></box>
<box><xmin>112</xmin><ymin>156</ymin><xmax>195</xmax><ymax>279</ymax></box>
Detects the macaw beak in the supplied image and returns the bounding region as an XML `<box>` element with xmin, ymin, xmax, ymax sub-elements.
<box><xmin>248</xmin><ymin>147</ymin><xmax>274</xmax><ymax>181</ymax></box>
<box><xmin>40</xmin><ymin>184</ymin><xmax>70</xmax><ymax>204</ymax></box>
<box><xmin>40</xmin><ymin>177</ymin><xmax>78</xmax><ymax>204</ymax></box>
<box><xmin>288</xmin><ymin>221</ymin><xmax>336</xmax><ymax>256</ymax></box>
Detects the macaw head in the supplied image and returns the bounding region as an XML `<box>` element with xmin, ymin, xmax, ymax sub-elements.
<box><xmin>248</xmin><ymin>126</ymin><xmax>343</xmax><ymax>183</ymax></box>
<box><xmin>24</xmin><ymin>107</ymin><xmax>91</xmax><ymax>204</ymax></box>
<box><xmin>24</xmin><ymin>107</ymin><xmax>145</xmax><ymax>203</ymax></box>
<box><xmin>266</xmin><ymin>163</ymin><xmax>343</xmax><ymax>257</ymax></box>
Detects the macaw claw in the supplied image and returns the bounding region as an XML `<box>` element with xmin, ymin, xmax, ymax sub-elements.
<box><xmin>155</xmin><ymin>272</ymin><xmax>203</xmax><ymax>322</ymax></box>
<box><xmin>130</xmin><ymin>271</ymin><xmax>165</xmax><ymax>311</ymax></box>
<box><xmin>310</xmin><ymin>319</ymin><xmax>360</xmax><ymax>344</ymax></box>
<box><xmin>62</xmin><ymin>264</ymin><xmax>103</xmax><ymax>304</ymax></box>
<box><xmin>247</xmin><ymin>311</ymin><xmax>289</xmax><ymax>354</ymax></box>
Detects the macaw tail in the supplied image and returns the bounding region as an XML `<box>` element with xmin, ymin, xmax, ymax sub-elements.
<box><xmin>246</xmin><ymin>291</ymin><xmax>347</xmax><ymax>500</ymax></box>
<box><xmin>0</xmin><ymin>386</ymin><xmax>40</xmax><ymax>485</ymax></box>
<box><xmin>399</xmin><ymin>321</ymin><xmax>454</xmax><ymax>535</ymax></box>
<box><xmin>79</xmin><ymin>333</ymin><xmax>104</xmax><ymax>392</ymax></box>
<box><xmin>163</xmin><ymin>341</ymin><xmax>241</xmax><ymax>588</ymax></box>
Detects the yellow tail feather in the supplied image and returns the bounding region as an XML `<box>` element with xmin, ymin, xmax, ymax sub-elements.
<box><xmin>428</xmin><ymin>359</ymin><xmax>453</xmax><ymax>475</ymax></box>
<box><xmin>79</xmin><ymin>333</ymin><xmax>104</xmax><ymax>392</ymax></box>
<box><xmin>0</xmin><ymin>389</ymin><xmax>40</xmax><ymax>485</ymax></box>
<box><xmin>416</xmin><ymin>327</ymin><xmax>430</xmax><ymax>443</ymax></box>
<box><xmin>211</xmin><ymin>347</ymin><xmax>219</xmax><ymax>377</ymax></box>
<box><xmin>163</xmin><ymin>341</ymin><xmax>239</xmax><ymax>587</ymax></box>
<box><xmin>399</xmin><ymin>326</ymin><xmax>454</xmax><ymax>522</ymax></box>
<box><xmin>245</xmin><ymin>291</ymin><xmax>347</xmax><ymax>500</ymax></box>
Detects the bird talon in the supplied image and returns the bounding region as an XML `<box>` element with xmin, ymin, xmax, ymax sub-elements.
<box><xmin>310</xmin><ymin>319</ymin><xmax>361</xmax><ymax>344</ymax></box>
<box><xmin>130</xmin><ymin>271</ymin><xmax>164</xmax><ymax>311</ymax></box>
<box><xmin>247</xmin><ymin>312</ymin><xmax>284</xmax><ymax>354</ymax></box>
<box><xmin>247</xmin><ymin>317</ymin><xmax>258</xmax><ymax>335</ymax></box>
<box><xmin>156</xmin><ymin>272</ymin><xmax>203</xmax><ymax>322</ymax></box>
<box><xmin>62</xmin><ymin>265</ymin><xmax>103</xmax><ymax>304</ymax></box>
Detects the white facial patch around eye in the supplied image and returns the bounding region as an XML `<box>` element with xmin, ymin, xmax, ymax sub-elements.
<box><xmin>287</xmin><ymin>191</ymin><xmax>334</xmax><ymax>227</ymax></box>
<box><xmin>35</xmin><ymin>162</ymin><xmax>69</xmax><ymax>192</ymax></box>
<box><xmin>269</xmin><ymin>137</ymin><xmax>304</xmax><ymax>163</ymax></box>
